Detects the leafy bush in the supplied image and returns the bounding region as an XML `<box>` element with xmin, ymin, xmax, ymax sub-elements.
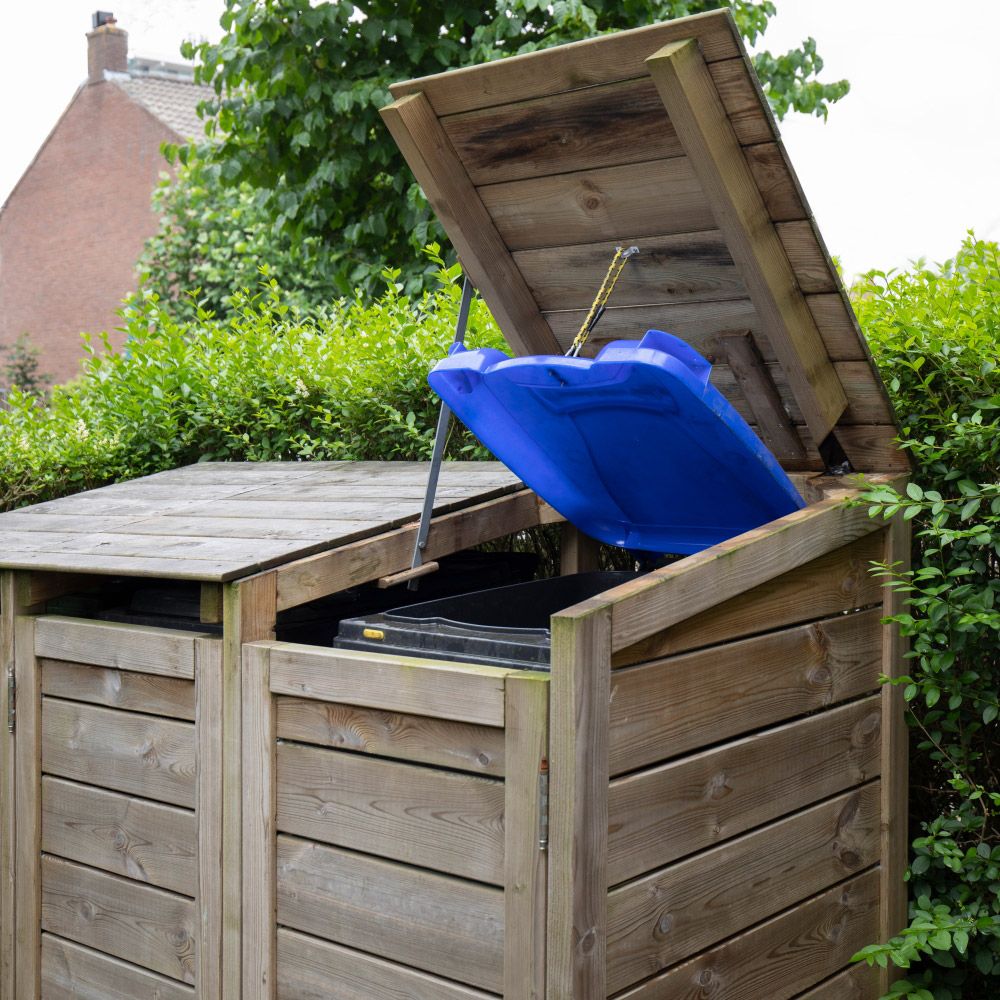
<box><xmin>851</xmin><ymin>235</ymin><xmax>1000</xmax><ymax>998</ymax></box>
<box><xmin>0</xmin><ymin>258</ymin><xmax>502</xmax><ymax>512</ymax></box>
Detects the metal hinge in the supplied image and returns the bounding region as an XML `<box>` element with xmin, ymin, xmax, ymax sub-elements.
<box><xmin>538</xmin><ymin>758</ymin><xmax>549</xmax><ymax>852</ymax></box>
<box><xmin>6</xmin><ymin>667</ymin><xmax>14</xmax><ymax>733</ymax></box>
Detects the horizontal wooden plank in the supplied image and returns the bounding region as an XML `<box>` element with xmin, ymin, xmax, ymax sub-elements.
<box><xmin>614</xmin><ymin>528</ymin><xmax>885</xmax><ymax>667</ymax></box>
<box><xmin>609</xmin><ymin>610</ymin><xmax>882</xmax><ymax>774</ymax></box>
<box><xmin>389</xmin><ymin>9</ymin><xmax>741</xmax><ymax>114</ymax></box>
<box><xmin>607</xmin><ymin>783</ymin><xmax>881</xmax><ymax>992</ymax></box>
<box><xmin>277</xmin><ymin>835</ymin><xmax>503</xmax><ymax>991</ymax></box>
<box><xmin>40</xmin><ymin>661</ymin><xmax>196</xmax><ymax>721</ymax></box>
<box><xmin>513</xmin><ymin>230</ymin><xmax>743</xmax><ymax>311</ymax></box>
<box><xmin>796</xmin><ymin>962</ymin><xmax>880</xmax><ymax>999</ymax></box>
<box><xmin>34</xmin><ymin>618</ymin><xmax>203</xmax><ymax>680</ymax></box>
<box><xmin>607</xmin><ymin>695</ymin><xmax>882</xmax><ymax>885</ymax></box>
<box><xmin>42</xmin><ymin>699</ymin><xmax>196</xmax><ymax>808</ymax></box>
<box><xmin>42</xmin><ymin>777</ymin><xmax>197</xmax><ymax>896</ymax></box>
<box><xmin>277</xmin><ymin>927</ymin><xmax>497</xmax><ymax>1000</ymax></box>
<box><xmin>276</xmin><ymin>698</ymin><xmax>506</xmax><ymax>775</ymax></box>
<box><xmin>277</xmin><ymin>742</ymin><xmax>506</xmax><ymax>884</ymax></box>
<box><xmin>41</xmin><ymin>934</ymin><xmax>194</xmax><ymax>1000</ymax></box>
<box><xmin>614</xmin><ymin>869</ymin><xmax>880</xmax><ymax>999</ymax></box>
<box><xmin>267</xmin><ymin>644</ymin><xmax>510</xmax><ymax>728</ymax></box>
<box><xmin>41</xmin><ymin>855</ymin><xmax>197</xmax><ymax>984</ymax></box>
<box><xmin>744</xmin><ymin>141</ymin><xmax>807</xmax><ymax>222</ymax></box>
<box><xmin>274</xmin><ymin>488</ymin><xmax>552</xmax><ymax>610</ymax></box>
<box><xmin>605</xmin><ymin>497</ymin><xmax>883</xmax><ymax>653</ymax></box>
<box><xmin>480</xmin><ymin>157</ymin><xmax>716</xmax><ymax>252</ymax></box>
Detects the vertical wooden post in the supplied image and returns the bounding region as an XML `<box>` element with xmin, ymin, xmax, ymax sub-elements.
<box><xmin>504</xmin><ymin>673</ymin><xmax>549</xmax><ymax>1000</ymax></box>
<box><xmin>13</xmin><ymin>612</ymin><xmax>40</xmax><ymax>999</ymax></box>
<box><xmin>197</xmin><ymin>637</ymin><xmax>225</xmax><ymax>999</ymax></box>
<box><xmin>0</xmin><ymin>571</ymin><xmax>29</xmax><ymax>998</ymax></box>
<box><xmin>242</xmin><ymin>643</ymin><xmax>276</xmax><ymax>1000</ymax></box>
<box><xmin>222</xmin><ymin>572</ymin><xmax>277</xmax><ymax>999</ymax></box>
<box><xmin>547</xmin><ymin>603</ymin><xmax>612</xmax><ymax>999</ymax></box>
<box><xmin>880</xmin><ymin>517</ymin><xmax>911</xmax><ymax>994</ymax></box>
<box><xmin>560</xmin><ymin>525</ymin><xmax>601</xmax><ymax>576</ymax></box>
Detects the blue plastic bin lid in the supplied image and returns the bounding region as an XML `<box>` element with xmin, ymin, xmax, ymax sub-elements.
<box><xmin>428</xmin><ymin>329</ymin><xmax>804</xmax><ymax>554</ymax></box>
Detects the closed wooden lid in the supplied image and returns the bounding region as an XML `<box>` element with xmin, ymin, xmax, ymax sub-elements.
<box><xmin>382</xmin><ymin>9</ymin><xmax>903</xmax><ymax>473</ymax></box>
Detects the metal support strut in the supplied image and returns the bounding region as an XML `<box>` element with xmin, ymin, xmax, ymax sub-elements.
<box><xmin>407</xmin><ymin>276</ymin><xmax>475</xmax><ymax>590</ymax></box>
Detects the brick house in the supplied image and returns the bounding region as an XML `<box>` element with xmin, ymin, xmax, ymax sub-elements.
<box><xmin>0</xmin><ymin>13</ymin><xmax>210</xmax><ymax>385</ymax></box>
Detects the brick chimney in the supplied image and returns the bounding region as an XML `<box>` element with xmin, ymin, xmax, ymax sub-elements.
<box><xmin>87</xmin><ymin>12</ymin><xmax>128</xmax><ymax>84</ymax></box>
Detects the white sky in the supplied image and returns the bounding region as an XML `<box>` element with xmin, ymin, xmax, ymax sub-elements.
<box><xmin>1</xmin><ymin>1</ymin><xmax>998</xmax><ymax>282</ymax></box>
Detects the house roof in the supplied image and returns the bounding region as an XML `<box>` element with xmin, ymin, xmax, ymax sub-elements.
<box><xmin>113</xmin><ymin>69</ymin><xmax>212</xmax><ymax>141</ymax></box>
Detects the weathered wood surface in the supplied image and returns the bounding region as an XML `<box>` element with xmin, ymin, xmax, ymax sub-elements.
<box><xmin>41</xmin><ymin>699</ymin><xmax>196</xmax><ymax>808</ymax></box>
<box><xmin>797</xmin><ymin>962</ymin><xmax>880</xmax><ymax>999</ymax></box>
<box><xmin>607</xmin><ymin>695</ymin><xmax>882</xmax><ymax>885</ymax></box>
<box><xmin>503</xmin><ymin>673</ymin><xmax>549</xmax><ymax>999</ymax></box>
<box><xmin>34</xmin><ymin>617</ymin><xmax>202</xmax><ymax>680</ymax></box>
<box><xmin>41</xmin><ymin>855</ymin><xmax>197</xmax><ymax>984</ymax></box>
<box><xmin>609</xmin><ymin>610</ymin><xmax>882</xmax><ymax>774</ymax></box>
<box><xmin>276</xmin><ymin>742</ymin><xmax>506</xmax><ymax>884</ymax></box>
<box><xmin>41</xmin><ymin>777</ymin><xmax>197</xmax><ymax>896</ymax></box>
<box><xmin>40</xmin><ymin>660</ymin><xmax>196</xmax><ymax>720</ymax></box>
<box><xmin>606</xmin><ymin>783</ymin><xmax>881</xmax><ymax>992</ymax></box>
<box><xmin>268</xmin><ymin>643</ymin><xmax>511</xmax><ymax>727</ymax></box>
<box><xmin>41</xmin><ymin>934</ymin><xmax>194</xmax><ymax>1000</ymax></box>
<box><xmin>276</xmin><ymin>927</ymin><xmax>497</xmax><ymax>1000</ymax></box>
<box><xmin>547</xmin><ymin>606</ymin><xmax>612</xmax><ymax>999</ymax></box>
<box><xmin>276</xmin><ymin>697</ymin><xmax>506</xmax><ymax>775</ymax></box>
<box><xmin>614</xmin><ymin>868</ymin><xmax>880</xmax><ymax>999</ymax></box>
<box><xmin>613</xmin><ymin>530</ymin><xmax>885</xmax><ymax>666</ymax></box>
<box><xmin>0</xmin><ymin>461</ymin><xmax>522</xmax><ymax>581</ymax></box>
<box><xmin>277</xmin><ymin>835</ymin><xmax>504</xmax><ymax>992</ymax></box>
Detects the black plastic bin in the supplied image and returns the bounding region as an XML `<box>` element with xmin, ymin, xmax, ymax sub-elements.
<box><xmin>334</xmin><ymin>570</ymin><xmax>639</xmax><ymax>670</ymax></box>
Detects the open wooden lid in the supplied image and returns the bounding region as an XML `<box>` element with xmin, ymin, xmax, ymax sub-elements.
<box><xmin>381</xmin><ymin>9</ymin><xmax>904</xmax><ymax>473</ymax></box>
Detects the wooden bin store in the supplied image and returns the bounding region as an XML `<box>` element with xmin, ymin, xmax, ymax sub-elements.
<box><xmin>0</xmin><ymin>10</ymin><xmax>910</xmax><ymax>1000</ymax></box>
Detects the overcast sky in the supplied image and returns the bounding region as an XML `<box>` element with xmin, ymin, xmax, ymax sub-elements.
<box><xmin>1</xmin><ymin>1</ymin><xmax>997</xmax><ymax>282</ymax></box>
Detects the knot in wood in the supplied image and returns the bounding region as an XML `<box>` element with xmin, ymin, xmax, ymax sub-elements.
<box><xmin>578</xmin><ymin>926</ymin><xmax>597</xmax><ymax>955</ymax></box>
<box><xmin>705</xmin><ymin>771</ymin><xmax>732</xmax><ymax>800</ymax></box>
<box><xmin>656</xmin><ymin>912</ymin><xmax>674</xmax><ymax>937</ymax></box>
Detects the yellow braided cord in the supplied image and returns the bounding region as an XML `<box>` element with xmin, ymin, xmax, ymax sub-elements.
<box><xmin>567</xmin><ymin>245</ymin><xmax>639</xmax><ymax>356</ymax></box>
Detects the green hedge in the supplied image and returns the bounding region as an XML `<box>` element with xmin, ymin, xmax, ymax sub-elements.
<box><xmin>0</xmin><ymin>262</ymin><xmax>502</xmax><ymax>512</ymax></box>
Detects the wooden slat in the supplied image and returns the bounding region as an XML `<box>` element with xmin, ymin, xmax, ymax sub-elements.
<box><xmin>41</xmin><ymin>934</ymin><xmax>194</xmax><ymax>1000</ymax></box>
<box><xmin>195</xmin><ymin>637</ymin><xmax>224</xmax><ymax>1000</ymax></box>
<box><xmin>380</xmin><ymin>92</ymin><xmax>559</xmax><ymax>355</ymax></box>
<box><xmin>274</xmin><ymin>488</ymin><xmax>552</xmax><ymax>611</ymax></box>
<box><xmin>614</xmin><ymin>869</ymin><xmax>880</xmax><ymax>999</ymax></box>
<box><xmin>796</xmin><ymin>962</ymin><xmax>880</xmax><ymax>999</ymax></box>
<box><xmin>504</xmin><ymin>674</ymin><xmax>549</xmax><ymax>999</ymax></box>
<box><xmin>513</xmin><ymin>230</ymin><xmax>744</xmax><ymax>311</ymax></box>
<box><xmin>607</xmin><ymin>495</ymin><xmax>882</xmax><ymax>653</ymax></box>
<box><xmin>777</xmin><ymin>220</ymin><xmax>838</xmax><ymax>293</ymax></box>
<box><xmin>41</xmin><ymin>855</ymin><xmax>196</xmax><ymax>984</ymax></box>
<box><xmin>268</xmin><ymin>644</ymin><xmax>510</xmax><ymax>728</ymax></box>
<box><xmin>547</xmin><ymin>605</ymin><xmax>612</xmax><ymax>1000</ymax></box>
<box><xmin>277</xmin><ymin>927</ymin><xmax>497</xmax><ymax>1000</ymax></box>
<box><xmin>388</xmin><ymin>9</ymin><xmax>741</xmax><ymax>114</ymax></box>
<box><xmin>41</xmin><ymin>700</ymin><xmax>196</xmax><ymax>808</ymax></box>
<box><xmin>881</xmin><ymin>515</ymin><xmax>911</xmax><ymax>995</ymax></box>
<box><xmin>241</xmin><ymin>643</ymin><xmax>274</xmax><ymax>1000</ymax></box>
<box><xmin>481</xmin><ymin>157</ymin><xmax>715</xmax><ymax>253</ymax></box>
<box><xmin>276</xmin><ymin>742</ymin><xmax>505</xmax><ymax>885</ymax></box>
<box><xmin>14</xmin><ymin>614</ymin><xmax>41</xmax><ymax>1000</ymax></box>
<box><xmin>745</xmin><ymin>141</ymin><xmax>807</xmax><ymax>221</ymax></box>
<box><xmin>277</xmin><ymin>835</ymin><xmax>503</xmax><ymax>992</ymax></box>
<box><xmin>41</xmin><ymin>777</ymin><xmax>197</xmax><ymax>896</ymax></box>
<box><xmin>607</xmin><ymin>695</ymin><xmax>882</xmax><ymax>885</ymax></box>
<box><xmin>613</xmin><ymin>529</ymin><xmax>885</xmax><ymax>666</ymax></box>
<box><xmin>40</xmin><ymin>661</ymin><xmax>196</xmax><ymax>720</ymax></box>
<box><xmin>606</xmin><ymin>784</ymin><xmax>881</xmax><ymax>992</ymax></box>
<box><xmin>276</xmin><ymin>697</ymin><xmax>506</xmax><ymax>776</ymax></box>
<box><xmin>222</xmin><ymin>571</ymin><xmax>276</xmax><ymax>1000</ymax></box>
<box><xmin>560</xmin><ymin>523</ymin><xmax>601</xmax><ymax>575</ymax></box>
<box><xmin>609</xmin><ymin>609</ymin><xmax>882</xmax><ymax>775</ymax></box>
<box><xmin>646</xmin><ymin>38</ymin><xmax>847</xmax><ymax>443</ymax></box>
<box><xmin>34</xmin><ymin>617</ymin><xmax>202</xmax><ymax>680</ymax></box>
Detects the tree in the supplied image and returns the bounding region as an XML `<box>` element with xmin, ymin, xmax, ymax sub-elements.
<box><xmin>2</xmin><ymin>333</ymin><xmax>49</xmax><ymax>396</ymax></box>
<box><xmin>172</xmin><ymin>0</ymin><xmax>849</xmax><ymax>297</ymax></box>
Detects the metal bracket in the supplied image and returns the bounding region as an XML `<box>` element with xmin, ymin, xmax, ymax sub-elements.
<box><xmin>6</xmin><ymin>667</ymin><xmax>14</xmax><ymax>733</ymax></box>
<box><xmin>408</xmin><ymin>276</ymin><xmax>475</xmax><ymax>590</ymax></box>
